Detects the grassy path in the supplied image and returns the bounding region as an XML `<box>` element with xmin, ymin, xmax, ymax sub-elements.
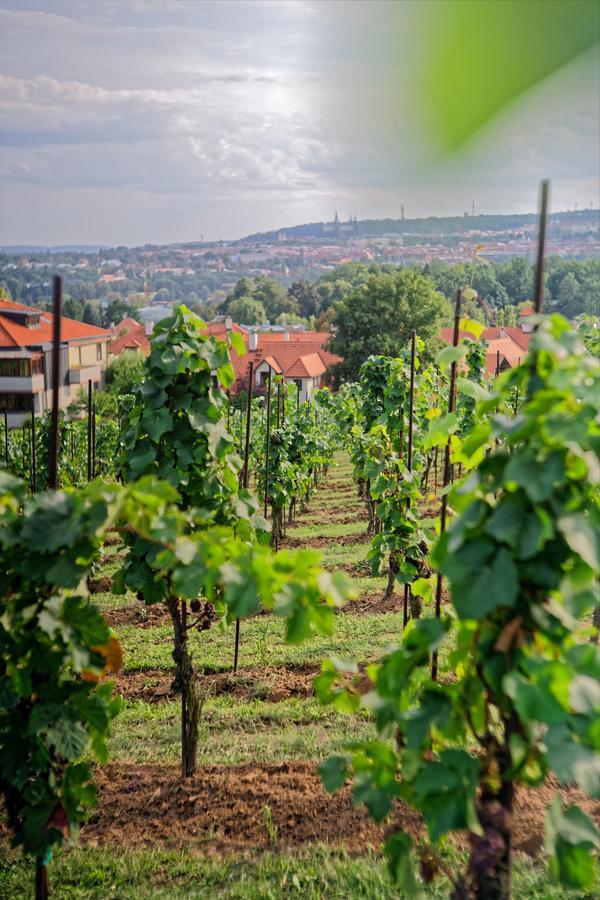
<box><xmin>107</xmin><ymin>451</ymin><xmax>397</xmax><ymax>765</ymax></box>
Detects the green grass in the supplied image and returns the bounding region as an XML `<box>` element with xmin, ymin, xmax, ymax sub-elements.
<box><xmin>109</xmin><ymin>697</ymin><xmax>374</xmax><ymax>764</ymax></box>
<box><xmin>118</xmin><ymin>612</ymin><xmax>405</xmax><ymax>673</ymax></box>
<box><xmin>319</xmin><ymin>542</ymin><xmax>369</xmax><ymax>569</ymax></box>
<box><xmin>286</xmin><ymin>520</ymin><xmax>366</xmax><ymax>540</ymax></box>
<box><xmin>348</xmin><ymin>574</ymin><xmax>388</xmax><ymax>595</ymax></box>
<box><xmin>91</xmin><ymin>590</ymin><xmax>137</xmax><ymax>612</ymax></box>
<box><xmin>1</xmin><ymin>845</ymin><xmax>594</xmax><ymax>900</ymax></box>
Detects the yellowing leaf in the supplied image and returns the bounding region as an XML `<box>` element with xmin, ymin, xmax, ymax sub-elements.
<box><xmin>459</xmin><ymin>318</ymin><xmax>485</xmax><ymax>340</ymax></box>
<box><xmin>93</xmin><ymin>635</ymin><xmax>123</xmax><ymax>674</ymax></box>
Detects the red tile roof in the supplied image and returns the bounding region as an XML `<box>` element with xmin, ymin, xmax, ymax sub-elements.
<box><xmin>110</xmin><ymin>323</ymin><xmax>150</xmax><ymax>356</ymax></box>
<box><xmin>113</xmin><ymin>316</ymin><xmax>140</xmax><ymax>335</ymax></box>
<box><xmin>259</xmin><ymin>355</ymin><xmax>283</xmax><ymax>374</ymax></box>
<box><xmin>440</xmin><ymin>324</ymin><xmax>531</xmax><ymax>371</ymax></box>
<box><xmin>204</xmin><ymin>322</ymin><xmax>249</xmax><ymax>338</ymax></box>
<box><xmin>226</xmin><ymin>331</ymin><xmax>342</xmax><ymax>388</ymax></box>
<box><xmin>0</xmin><ymin>298</ymin><xmax>111</xmax><ymax>349</ymax></box>
<box><xmin>285</xmin><ymin>352</ymin><xmax>327</xmax><ymax>378</ymax></box>
<box><xmin>108</xmin><ymin>315</ymin><xmax>342</xmax><ymax>382</ymax></box>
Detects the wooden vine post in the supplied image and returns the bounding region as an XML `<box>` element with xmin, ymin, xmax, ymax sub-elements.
<box><xmin>402</xmin><ymin>330</ymin><xmax>416</xmax><ymax>627</ymax></box>
<box><xmin>30</xmin><ymin>402</ymin><xmax>36</xmax><ymax>493</ymax></box>
<box><xmin>47</xmin><ymin>275</ymin><xmax>61</xmax><ymax>493</ymax></box>
<box><xmin>263</xmin><ymin>366</ymin><xmax>272</xmax><ymax>518</ymax></box>
<box><xmin>234</xmin><ymin>359</ymin><xmax>254</xmax><ymax>675</ymax></box>
<box><xmin>87</xmin><ymin>379</ymin><xmax>93</xmax><ymax>481</ymax></box>
<box><xmin>92</xmin><ymin>392</ymin><xmax>96</xmax><ymax>478</ymax></box>
<box><xmin>431</xmin><ymin>288</ymin><xmax>461</xmax><ymax>680</ymax></box>
<box><xmin>3</xmin><ymin>409</ymin><xmax>8</xmax><ymax>467</ymax></box>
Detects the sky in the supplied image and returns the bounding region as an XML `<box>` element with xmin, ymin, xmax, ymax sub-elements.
<box><xmin>0</xmin><ymin>0</ymin><xmax>598</xmax><ymax>246</ymax></box>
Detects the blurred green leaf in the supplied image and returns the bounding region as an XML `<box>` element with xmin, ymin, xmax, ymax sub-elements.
<box><xmin>423</xmin><ymin>0</ymin><xmax>599</xmax><ymax>151</ymax></box>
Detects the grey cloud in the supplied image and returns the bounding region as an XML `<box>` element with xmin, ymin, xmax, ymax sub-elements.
<box><xmin>0</xmin><ymin>0</ymin><xmax>597</xmax><ymax>244</ymax></box>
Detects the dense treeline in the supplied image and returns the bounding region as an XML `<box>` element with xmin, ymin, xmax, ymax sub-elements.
<box><xmin>217</xmin><ymin>257</ymin><xmax>599</xmax><ymax>328</ymax></box>
<box><xmin>1</xmin><ymin>253</ymin><xmax>597</xmax><ymax>327</ymax></box>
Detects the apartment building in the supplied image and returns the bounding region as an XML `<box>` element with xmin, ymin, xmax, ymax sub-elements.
<box><xmin>0</xmin><ymin>298</ymin><xmax>111</xmax><ymax>425</ymax></box>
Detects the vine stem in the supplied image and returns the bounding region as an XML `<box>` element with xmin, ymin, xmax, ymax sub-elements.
<box><xmin>35</xmin><ymin>857</ymin><xmax>48</xmax><ymax>900</ymax></box>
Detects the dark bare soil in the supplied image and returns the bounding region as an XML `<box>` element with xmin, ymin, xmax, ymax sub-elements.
<box><xmin>82</xmin><ymin>762</ymin><xmax>415</xmax><ymax>854</ymax></box>
<box><xmin>111</xmin><ymin>664</ymin><xmax>324</xmax><ymax>704</ymax></box>
<box><xmin>89</xmin><ymin>576</ymin><xmax>113</xmax><ymax>594</ymax></box>
<box><xmin>283</xmin><ymin>532</ymin><xmax>370</xmax><ymax>550</ymax></box>
<box><xmin>103</xmin><ymin>602</ymin><xmax>172</xmax><ymax>628</ymax></box>
<box><xmin>79</xmin><ymin>763</ymin><xmax>598</xmax><ymax>858</ymax></box>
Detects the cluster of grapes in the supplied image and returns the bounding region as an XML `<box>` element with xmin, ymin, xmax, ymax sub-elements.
<box><xmin>190</xmin><ymin>598</ymin><xmax>216</xmax><ymax>631</ymax></box>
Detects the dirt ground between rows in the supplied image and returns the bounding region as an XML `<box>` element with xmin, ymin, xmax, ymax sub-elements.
<box><xmin>111</xmin><ymin>663</ymin><xmax>330</xmax><ymax>703</ymax></box>
<box><xmin>79</xmin><ymin>762</ymin><xmax>599</xmax><ymax>859</ymax></box>
<box><xmin>101</xmin><ymin>579</ymin><xmax>418</xmax><ymax>628</ymax></box>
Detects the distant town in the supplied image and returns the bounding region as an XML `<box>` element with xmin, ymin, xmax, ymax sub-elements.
<box><xmin>1</xmin><ymin>208</ymin><xmax>598</xmax><ymax>312</ymax></box>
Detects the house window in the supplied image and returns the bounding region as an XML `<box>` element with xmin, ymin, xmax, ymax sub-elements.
<box><xmin>31</xmin><ymin>358</ymin><xmax>43</xmax><ymax>375</ymax></box>
<box><xmin>0</xmin><ymin>358</ymin><xmax>34</xmax><ymax>377</ymax></box>
<box><xmin>294</xmin><ymin>379</ymin><xmax>302</xmax><ymax>393</ymax></box>
<box><xmin>0</xmin><ymin>393</ymin><xmax>33</xmax><ymax>412</ymax></box>
<box><xmin>96</xmin><ymin>343</ymin><xmax>103</xmax><ymax>361</ymax></box>
<box><xmin>260</xmin><ymin>371</ymin><xmax>269</xmax><ymax>386</ymax></box>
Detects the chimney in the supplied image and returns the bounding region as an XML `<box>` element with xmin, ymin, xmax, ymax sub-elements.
<box><xmin>225</xmin><ymin>316</ymin><xmax>232</xmax><ymax>332</ymax></box>
<box><xmin>284</xmin><ymin>331</ymin><xmax>290</xmax><ymax>342</ymax></box>
<box><xmin>249</xmin><ymin>332</ymin><xmax>258</xmax><ymax>351</ymax></box>
<box><xmin>144</xmin><ymin>320</ymin><xmax>154</xmax><ymax>336</ymax></box>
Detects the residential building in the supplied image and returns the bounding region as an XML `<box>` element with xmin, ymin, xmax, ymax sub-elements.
<box><xmin>109</xmin><ymin>313</ymin><xmax>342</xmax><ymax>401</ymax></box>
<box><xmin>110</xmin><ymin>317</ymin><xmax>151</xmax><ymax>356</ymax></box>
<box><xmin>226</xmin><ymin>328</ymin><xmax>342</xmax><ymax>402</ymax></box>
<box><xmin>441</xmin><ymin>306</ymin><xmax>533</xmax><ymax>375</ymax></box>
<box><xmin>0</xmin><ymin>298</ymin><xmax>111</xmax><ymax>425</ymax></box>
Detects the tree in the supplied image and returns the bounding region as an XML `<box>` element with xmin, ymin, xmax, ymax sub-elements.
<box><xmin>105</xmin><ymin>351</ymin><xmax>147</xmax><ymax>395</ymax></box>
<box><xmin>63</xmin><ymin>297</ymin><xmax>84</xmax><ymax>321</ymax></box>
<box><xmin>554</xmin><ymin>272</ymin><xmax>583</xmax><ymax>319</ymax></box>
<box><xmin>495</xmin><ymin>304</ymin><xmax>517</xmax><ymax>326</ymax></box>
<box><xmin>252</xmin><ymin>276</ymin><xmax>297</xmax><ymax>319</ymax></box>
<box><xmin>101</xmin><ymin>298</ymin><xmax>136</xmax><ymax>329</ymax></box>
<box><xmin>82</xmin><ymin>302</ymin><xmax>101</xmax><ymax>327</ymax></box>
<box><xmin>498</xmin><ymin>257</ymin><xmax>532</xmax><ymax>304</ymax></box>
<box><xmin>288</xmin><ymin>280</ymin><xmax>322</xmax><ymax>318</ymax></box>
<box><xmin>329</xmin><ymin>270</ymin><xmax>446</xmax><ymax>382</ymax></box>
<box><xmin>275</xmin><ymin>312</ymin><xmax>308</xmax><ymax>327</ymax></box>
<box><xmin>227</xmin><ymin>296</ymin><xmax>266</xmax><ymax>325</ymax></box>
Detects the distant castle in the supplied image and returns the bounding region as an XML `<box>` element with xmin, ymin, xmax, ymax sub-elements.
<box><xmin>322</xmin><ymin>211</ymin><xmax>358</xmax><ymax>235</ymax></box>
